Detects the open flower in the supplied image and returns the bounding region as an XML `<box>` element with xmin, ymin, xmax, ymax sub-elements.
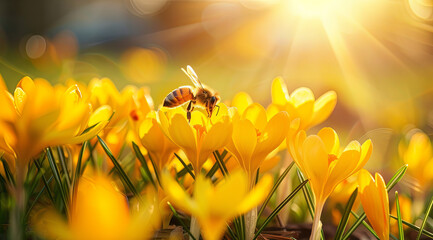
<box><xmin>399</xmin><ymin>130</ymin><xmax>433</xmax><ymax>191</ymax></box>
<box><xmin>33</xmin><ymin>173</ymin><xmax>160</xmax><ymax>240</ymax></box>
<box><xmin>0</xmin><ymin>76</ymin><xmax>111</xmax><ymax>164</ymax></box>
<box><xmin>358</xmin><ymin>169</ymin><xmax>389</xmax><ymax>240</ymax></box>
<box><xmin>133</xmin><ymin>111</ymin><xmax>179</xmax><ymax>172</ymax></box>
<box><xmin>158</xmin><ymin>105</ymin><xmax>232</xmax><ymax>174</ymax></box>
<box><xmin>290</xmin><ymin>127</ymin><xmax>372</xmax><ymax>240</ymax></box>
<box><xmin>269</xmin><ymin>77</ymin><xmax>337</xmax><ymax>137</ymax></box>
<box><xmin>226</xmin><ymin>103</ymin><xmax>289</xmax><ymax>182</ymax></box>
<box><xmin>162</xmin><ymin>171</ymin><xmax>272</xmax><ymax>240</ymax></box>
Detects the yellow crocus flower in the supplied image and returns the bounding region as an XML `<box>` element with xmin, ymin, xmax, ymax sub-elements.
<box><xmin>269</xmin><ymin>77</ymin><xmax>337</xmax><ymax>135</ymax></box>
<box><xmin>226</xmin><ymin>103</ymin><xmax>289</xmax><ymax>182</ymax></box>
<box><xmin>231</xmin><ymin>91</ymin><xmax>253</xmax><ymax>115</ymax></box>
<box><xmin>162</xmin><ymin>171</ymin><xmax>272</xmax><ymax>240</ymax></box>
<box><xmin>134</xmin><ymin>111</ymin><xmax>179</xmax><ymax>172</ymax></box>
<box><xmin>0</xmin><ymin>76</ymin><xmax>111</xmax><ymax>165</ymax></box>
<box><xmin>399</xmin><ymin>131</ymin><xmax>433</xmax><ymax>191</ymax></box>
<box><xmin>290</xmin><ymin>127</ymin><xmax>372</xmax><ymax>240</ymax></box>
<box><xmin>33</xmin><ymin>174</ymin><xmax>160</xmax><ymax>240</ymax></box>
<box><xmin>358</xmin><ymin>169</ymin><xmax>389</xmax><ymax>240</ymax></box>
<box><xmin>158</xmin><ymin>104</ymin><xmax>232</xmax><ymax>174</ymax></box>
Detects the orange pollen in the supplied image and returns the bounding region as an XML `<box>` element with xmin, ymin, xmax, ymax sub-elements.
<box><xmin>193</xmin><ymin>125</ymin><xmax>207</xmax><ymax>140</ymax></box>
<box><xmin>256</xmin><ymin>129</ymin><xmax>262</xmax><ymax>137</ymax></box>
<box><xmin>130</xmin><ymin>110</ymin><xmax>140</xmax><ymax>121</ymax></box>
<box><xmin>328</xmin><ymin>154</ymin><xmax>338</xmax><ymax>165</ymax></box>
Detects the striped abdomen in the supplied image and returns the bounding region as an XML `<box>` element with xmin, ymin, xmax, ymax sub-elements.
<box><xmin>163</xmin><ymin>87</ymin><xmax>194</xmax><ymax>107</ymax></box>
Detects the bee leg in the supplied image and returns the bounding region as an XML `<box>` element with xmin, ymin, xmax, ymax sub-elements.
<box><xmin>186</xmin><ymin>100</ymin><xmax>195</xmax><ymax>122</ymax></box>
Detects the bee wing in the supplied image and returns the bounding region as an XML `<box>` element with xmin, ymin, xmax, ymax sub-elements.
<box><xmin>182</xmin><ymin>65</ymin><xmax>204</xmax><ymax>89</ymax></box>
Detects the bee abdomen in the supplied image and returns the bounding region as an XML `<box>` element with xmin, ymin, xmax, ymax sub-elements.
<box><xmin>163</xmin><ymin>87</ymin><xmax>194</xmax><ymax>107</ymax></box>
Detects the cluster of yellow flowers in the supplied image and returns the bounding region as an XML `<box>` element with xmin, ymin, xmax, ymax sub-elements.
<box><xmin>0</xmin><ymin>69</ymin><xmax>427</xmax><ymax>240</ymax></box>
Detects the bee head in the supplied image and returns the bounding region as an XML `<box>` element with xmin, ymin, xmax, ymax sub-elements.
<box><xmin>209</xmin><ymin>95</ymin><xmax>221</xmax><ymax>117</ymax></box>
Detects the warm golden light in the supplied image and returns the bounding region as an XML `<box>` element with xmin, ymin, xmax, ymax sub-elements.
<box><xmin>290</xmin><ymin>0</ymin><xmax>338</xmax><ymax>18</ymax></box>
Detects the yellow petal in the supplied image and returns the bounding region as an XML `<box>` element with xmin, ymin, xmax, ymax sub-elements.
<box><xmin>231</xmin><ymin>119</ymin><xmax>257</xmax><ymax>173</ymax></box>
<box><xmin>317</xmin><ymin>127</ymin><xmax>340</xmax><ymax>155</ymax></box>
<box><xmin>199</xmin><ymin>121</ymin><xmax>232</xmax><ymax>169</ymax></box>
<box><xmin>242</xmin><ymin>103</ymin><xmax>267</xmax><ymax>133</ymax></box>
<box><xmin>289</xmin><ymin>87</ymin><xmax>315</xmax><ymax>107</ymax></box>
<box><xmin>354</xmin><ymin>139</ymin><xmax>373</xmax><ymax>173</ymax></box>
<box><xmin>68</xmin><ymin>120</ymin><xmax>109</xmax><ymax>144</ymax></box>
<box><xmin>252</xmin><ymin>112</ymin><xmax>289</xmax><ymax>172</ymax></box>
<box><xmin>88</xmin><ymin>105</ymin><xmax>113</xmax><ymax>127</ymax></box>
<box><xmin>301</xmin><ymin>135</ymin><xmax>329</xmax><ymax>200</ymax></box>
<box><xmin>271</xmin><ymin>77</ymin><xmax>289</xmax><ymax>106</ymax></box>
<box><xmin>309</xmin><ymin>91</ymin><xmax>337</xmax><ymax>127</ymax></box>
<box><xmin>161</xmin><ymin>172</ymin><xmax>197</xmax><ymax>214</ymax></box>
<box><xmin>231</xmin><ymin>92</ymin><xmax>253</xmax><ymax>115</ymax></box>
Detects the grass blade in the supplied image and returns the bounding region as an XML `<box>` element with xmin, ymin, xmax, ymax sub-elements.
<box><xmin>416</xmin><ymin>196</ymin><xmax>433</xmax><ymax>240</ymax></box>
<box><xmin>350</xmin><ymin>211</ymin><xmax>379</xmax><ymax>239</ymax></box>
<box><xmin>395</xmin><ymin>191</ymin><xmax>404</xmax><ymax>240</ymax></box>
<box><xmin>254</xmin><ymin>179</ymin><xmax>308</xmax><ymax>239</ymax></box>
<box><xmin>57</xmin><ymin>146</ymin><xmax>71</xmax><ymax>187</ymax></box>
<box><xmin>334</xmin><ymin>188</ymin><xmax>358</xmax><ymax>240</ymax></box>
<box><xmin>213</xmin><ymin>151</ymin><xmax>228</xmax><ymax>177</ymax></box>
<box><xmin>1</xmin><ymin>158</ymin><xmax>15</xmax><ymax>186</ymax></box>
<box><xmin>296</xmin><ymin>169</ymin><xmax>315</xmax><ymax>218</ymax></box>
<box><xmin>132</xmin><ymin>142</ymin><xmax>156</xmax><ymax>188</ymax></box>
<box><xmin>46</xmin><ymin>148</ymin><xmax>69</xmax><ymax>216</ymax></box>
<box><xmin>205</xmin><ymin>161</ymin><xmax>220</xmax><ymax>178</ymax></box>
<box><xmin>25</xmin><ymin>176</ymin><xmax>53</xmax><ymax>219</ymax></box>
<box><xmin>146</xmin><ymin>152</ymin><xmax>162</xmax><ymax>187</ymax></box>
<box><xmin>390</xmin><ymin>215</ymin><xmax>433</xmax><ymax>238</ymax></box>
<box><xmin>257</xmin><ymin>161</ymin><xmax>295</xmax><ymax>221</ymax></box>
<box><xmin>167</xmin><ymin>202</ymin><xmax>197</xmax><ymax>240</ymax></box>
<box><xmin>174</xmin><ymin>153</ymin><xmax>195</xmax><ymax>180</ymax></box>
<box><xmin>34</xmin><ymin>160</ymin><xmax>55</xmax><ymax>204</ymax></box>
<box><xmin>97</xmin><ymin>136</ymin><xmax>141</xmax><ymax>201</ymax></box>
<box><xmin>386</xmin><ymin>164</ymin><xmax>408</xmax><ymax>191</ymax></box>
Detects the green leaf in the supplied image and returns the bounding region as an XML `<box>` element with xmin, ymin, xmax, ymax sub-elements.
<box><xmin>386</xmin><ymin>164</ymin><xmax>408</xmax><ymax>191</ymax></box>
<box><xmin>395</xmin><ymin>191</ymin><xmax>404</xmax><ymax>240</ymax></box>
<box><xmin>46</xmin><ymin>147</ymin><xmax>69</xmax><ymax>217</ymax></box>
<box><xmin>390</xmin><ymin>215</ymin><xmax>433</xmax><ymax>239</ymax></box>
<box><xmin>416</xmin><ymin>196</ymin><xmax>433</xmax><ymax>240</ymax></box>
<box><xmin>174</xmin><ymin>152</ymin><xmax>195</xmax><ymax>180</ymax></box>
<box><xmin>257</xmin><ymin>161</ymin><xmax>295</xmax><ymax>221</ymax></box>
<box><xmin>350</xmin><ymin>211</ymin><xmax>379</xmax><ymax>239</ymax></box>
<box><xmin>167</xmin><ymin>202</ymin><xmax>197</xmax><ymax>240</ymax></box>
<box><xmin>34</xmin><ymin>159</ymin><xmax>55</xmax><ymax>204</ymax></box>
<box><xmin>334</xmin><ymin>188</ymin><xmax>358</xmax><ymax>240</ymax></box>
<box><xmin>57</xmin><ymin>146</ymin><xmax>71</xmax><ymax>188</ymax></box>
<box><xmin>213</xmin><ymin>151</ymin><xmax>228</xmax><ymax>177</ymax></box>
<box><xmin>132</xmin><ymin>142</ymin><xmax>157</xmax><ymax>188</ymax></box>
<box><xmin>1</xmin><ymin>158</ymin><xmax>15</xmax><ymax>186</ymax></box>
<box><xmin>254</xmin><ymin>179</ymin><xmax>308</xmax><ymax>239</ymax></box>
<box><xmin>25</xmin><ymin>176</ymin><xmax>53</xmax><ymax>220</ymax></box>
<box><xmin>147</xmin><ymin>152</ymin><xmax>162</xmax><ymax>187</ymax></box>
<box><xmin>97</xmin><ymin>136</ymin><xmax>141</xmax><ymax>201</ymax></box>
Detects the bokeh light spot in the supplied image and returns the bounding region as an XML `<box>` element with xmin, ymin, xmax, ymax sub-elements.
<box><xmin>26</xmin><ymin>35</ymin><xmax>46</xmax><ymax>59</ymax></box>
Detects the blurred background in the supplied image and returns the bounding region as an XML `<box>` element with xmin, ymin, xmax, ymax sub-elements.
<box><xmin>1</xmin><ymin>0</ymin><xmax>433</xmax><ymax>147</ymax></box>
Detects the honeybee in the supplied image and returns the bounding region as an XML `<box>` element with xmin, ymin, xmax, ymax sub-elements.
<box><xmin>163</xmin><ymin>65</ymin><xmax>220</xmax><ymax>122</ymax></box>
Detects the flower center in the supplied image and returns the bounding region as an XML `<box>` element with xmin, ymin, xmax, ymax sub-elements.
<box><xmin>328</xmin><ymin>154</ymin><xmax>338</xmax><ymax>165</ymax></box>
<box><xmin>130</xmin><ymin>110</ymin><xmax>140</xmax><ymax>121</ymax></box>
<box><xmin>193</xmin><ymin>124</ymin><xmax>207</xmax><ymax>142</ymax></box>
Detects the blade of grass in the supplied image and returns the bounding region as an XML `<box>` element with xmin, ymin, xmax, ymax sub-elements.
<box><xmin>390</xmin><ymin>215</ymin><xmax>433</xmax><ymax>238</ymax></box>
<box><xmin>350</xmin><ymin>211</ymin><xmax>379</xmax><ymax>239</ymax></box>
<box><xmin>257</xmin><ymin>161</ymin><xmax>295</xmax><ymax>221</ymax></box>
<box><xmin>57</xmin><ymin>146</ymin><xmax>71</xmax><ymax>187</ymax></box>
<box><xmin>386</xmin><ymin>164</ymin><xmax>408</xmax><ymax>191</ymax></box>
<box><xmin>132</xmin><ymin>142</ymin><xmax>156</xmax><ymax>188</ymax></box>
<box><xmin>25</xmin><ymin>176</ymin><xmax>53</xmax><ymax>220</ymax></box>
<box><xmin>46</xmin><ymin>147</ymin><xmax>69</xmax><ymax>216</ymax></box>
<box><xmin>97</xmin><ymin>136</ymin><xmax>141</xmax><ymax>201</ymax></box>
<box><xmin>213</xmin><ymin>151</ymin><xmax>228</xmax><ymax>177</ymax></box>
<box><xmin>254</xmin><ymin>179</ymin><xmax>308</xmax><ymax>239</ymax></box>
<box><xmin>167</xmin><ymin>202</ymin><xmax>197</xmax><ymax>240</ymax></box>
<box><xmin>395</xmin><ymin>191</ymin><xmax>404</xmax><ymax>240</ymax></box>
<box><xmin>416</xmin><ymin>196</ymin><xmax>433</xmax><ymax>240</ymax></box>
<box><xmin>146</xmin><ymin>152</ymin><xmax>162</xmax><ymax>187</ymax></box>
<box><xmin>205</xmin><ymin>161</ymin><xmax>220</xmax><ymax>178</ymax></box>
<box><xmin>177</xmin><ymin>163</ymin><xmax>194</xmax><ymax>179</ymax></box>
<box><xmin>34</xmin><ymin>160</ymin><xmax>54</xmax><ymax>204</ymax></box>
<box><xmin>334</xmin><ymin>188</ymin><xmax>358</xmax><ymax>240</ymax></box>
<box><xmin>174</xmin><ymin>153</ymin><xmax>195</xmax><ymax>180</ymax></box>
<box><xmin>343</xmin><ymin>164</ymin><xmax>408</xmax><ymax>240</ymax></box>
<box><xmin>72</xmin><ymin>141</ymin><xmax>88</xmax><ymax>214</ymax></box>
<box><xmin>1</xmin><ymin>158</ymin><xmax>15</xmax><ymax>186</ymax></box>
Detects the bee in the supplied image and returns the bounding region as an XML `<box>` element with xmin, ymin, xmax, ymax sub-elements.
<box><xmin>163</xmin><ymin>65</ymin><xmax>220</xmax><ymax>122</ymax></box>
